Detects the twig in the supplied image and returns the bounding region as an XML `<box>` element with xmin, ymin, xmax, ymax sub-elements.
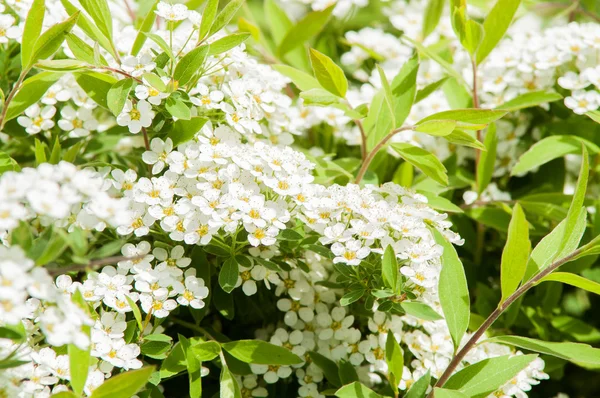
<box><xmin>47</xmin><ymin>254</ymin><xmax>146</xmax><ymax>276</ymax></box>
<box><xmin>98</xmin><ymin>66</ymin><xmax>142</xmax><ymax>83</ymax></box>
<box><xmin>0</xmin><ymin>69</ymin><xmax>29</xmax><ymax>129</ymax></box>
<box><xmin>141</xmin><ymin>127</ymin><xmax>151</xmax><ymax>151</ymax></box>
<box><xmin>427</xmin><ymin>246</ymin><xmax>585</xmax><ymax>396</ymax></box>
<box><xmin>355</xmin><ymin>125</ymin><xmax>415</xmax><ymax>183</ymax></box>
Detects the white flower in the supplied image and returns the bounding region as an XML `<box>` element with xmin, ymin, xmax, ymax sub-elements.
<box><xmin>135</xmin><ymin>79</ymin><xmax>169</xmax><ymax>105</ymax></box>
<box><xmin>117</xmin><ymin>100</ymin><xmax>155</xmax><ymax>133</ymax></box>
<box><xmin>191</xmin><ymin>84</ymin><xmax>224</xmax><ymax>109</ymax></box>
<box><xmin>139</xmin><ymin>293</ymin><xmax>177</xmax><ymax>318</ymax></box>
<box><xmin>331</xmin><ymin>239</ymin><xmax>370</xmax><ymax>265</ymax></box>
<box><xmin>121</xmin><ymin>54</ymin><xmax>156</xmax><ymax>77</ymax></box>
<box><xmin>315</xmin><ymin>305</ymin><xmax>355</xmax><ymax>341</ymax></box>
<box><xmin>156</xmin><ymin>2</ymin><xmax>189</xmax><ymax>21</ymax></box>
<box><xmin>0</xmin><ymin>14</ymin><xmax>20</xmax><ymax>43</ymax></box>
<box><xmin>57</xmin><ymin>106</ymin><xmax>98</xmax><ymax>137</ymax></box>
<box><xmin>143</xmin><ymin>138</ymin><xmax>173</xmax><ymax>174</ymax></box>
<box><xmin>564</xmin><ymin>90</ymin><xmax>600</xmax><ymax>114</ymax></box>
<box><xmin>250</xmin><ymin>363</ymin><xmax>292</xmax><ymax>384</ymax></box>
<box><xmin>175</xmin><ymin>275</ymin><xmax>209</xmax><ymax>308</ymax></box>
<box><xmin>17</xmin><ymin>104</ymin><xmax>56</xmax><ymax>135</ymax></box>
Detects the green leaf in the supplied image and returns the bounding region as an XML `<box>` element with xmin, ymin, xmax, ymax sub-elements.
<box><xmin>309</xmin><ymin>48</ymin><xmax>348</xmax><ymax>98</ymax></box>
<box><xmin>208</xmin><ymin>33</ymin><xmax>251</xmax><ymax>55</ymax></box>
<box><xmin>476</xmin><ymin>0</ymin><xmax>521</xmax><ymax>63</ymax></box>
<box><xmin>219</xmin><ymin>257</ymin><xmax>239</xmax><ymax>293</ymax></box>
<box><xmin>209</xmin><ymin>0</ymin><xmax>245</xmax><ymax>37</ymax></box>
<box><xmin>498</xmin><ymin>90</ymin><xmax>562</xmax><ymax>111</ymax></box>
<box><xmin>586</xmin><ymin>110</ymin><xmax>600</xmax><ymax>124</ymax></box>
<box><xmin>273</xmin><ymin>64</ymin><xmax>321</xmax><ymax>91</ymax></box>
<box><xmin>414</xmin><ymin>120</ymin><xmax>456</xmax><ymax>136</ymax></box>
<box><xmin>170</xmin><ymin>117</ymin><xmax>208</xmax><ymax>146</ymax></box>
<box><xmin>221</xmin><ymin>340</ymin><xmax>303</xmax><ymax>365</ymax></box>
<box><xmin>165</xmin><ymin>97</ymin><xmax>191</xmax><ymax>120</ymax></box>
<box><xmin>66</xmin><ymin>34</ymin><xmax>108</xmax><ymax>65</ymax></box>
<box><xmin>107</xmin><ymin>78</ymin><xmax>134</xmax><ymax>116</ymax></box>
<box><xmin>450</xmin><ymin>0</ymin><xmax>484</xmax><ymax>55</ymax></box>
<box><xmin>90</xmin><ymin>366</ymin><xmax>155</xmax><ymax>398</ymax></box>
<box><xmin>382</xmin><ymin>246</ymin><xmax>398</xmax><ymax>292</ymax></box>
<box><xmin>485</xmin><ymin>336</ymin><xmax>600</xmax><ymax>368</ymax></box>
<box><xmin>174</xmin><ymin>45</ymin><xmax>209</xmax><ymax>86</ymax></box>
<box><xmin>390</xmin><ymin>55</ymin><xmax>419</xmax><ymax>129</ymax></box>
<box><xmin>404</xmin><ymin>36</ymin><xmax>468</xmax><ymax>88</ymax></box>
<box><xmin>556</xmin><ymin>146</ymin><xmax>588</xmax><ymax>259</ymax></box>
<box><xmin>445</xmin><ymin>129</ymin><xmax>486</xmax><ymax>150</ymax></box>
<box><xmin>476</xmin><ymin>123</ymin><xmax>497</xmax><ymax>193</ymax></box>
<box><xmin>0</xmin><ymin>152</ymin><xmax>20</xmax><ymax>174</ymax></box>
<box><xmin>145</xmin><ymin>33</ymin><xmax>175</xmax><ymax>60</ymax></box>
<box><xmin>5</xmin><ymin>71</ymin><xmax>63</xmax><ymax>121</ymax></box>
<box><xmin>124</xmin><ymin>295</ymin><xmax>144</xmax><ymax>331</ymax></box>
<box><xmin>60</xmin><ymin>0</ymin><xmax>114</xmax><ymax>57</ymax></box>
<box><xmin>220</xmin><ymin>366</ymin><xmax>242</xmax><ymax>398</ymax></box>
<box><xmin>433</xmin><ymin>389</ymin><xmax>468</xmax><ymax>398</ymax></box>
<box><xmin>74</xmin><ymin>72</ymin><xmax>118</xmax><ymax>109</ymax></box>
<box><xmin>308</xmin><ymin>351</ymin><xmax>341</xmax><ymax>387</ymax></box>
<box><xmin>401</xmin><ymin>301</ymin><xmax>443</xmax><ymax>321</ymax></box>
<box><xmin>335</xmin><ymin>382</ymin><xmax>384</xmax><ymax>398</ymax></box>
<box><xmin>539</xmin><ymin>272</ymin><xmax>600</xmax><ymax>295</ymax></box>
<box><xmin>444</xmin><ymin>354</ymin><xmax>536</xmax><ymax>397</ymax></box>
<box><xmin>363</xmin><ymin>90</ymin><xmax>394</xmax><ymax>152</ymax></box>
<box><xmin>21</xmin><ymin>0</ymin><xmax>46</xmax><ymax>67</ymax></box>
<box><xmin>418</xmin><ymin>109</ymin><xmax>507</xmax><ymax>125</ymax></box>
<box><xmin>29</xmin><ymin>12</ymin><xmax>80</xmax><ymax>67</ymax></box>
<box><xmin>500</xmin><ymin>203</ymin><xmax>530</xmax><ymax>302</ymax></box>
<box><xmin>340</xmin><ymin>288</ymin><xmax>365</xmax><ymax>306</ymax></box>
<box><xmin>422</xmin><ymin>0</ymin><xmax>445</xmax><ymax>40</ymax></box>
<box><xmin>405</xmin><ymin>371</ymin><xmax>431</xmax><ymax>398</ymax></box>
<box><xmin>34</xmin><ymin>139</ymin><xmax>48</xmax><ymax>165</ymax></box>
<box><xmin>80</xmin><ymin>0</ymin><xmax>113</xmax><ymax>41</ymax></box>
<box><xmin>511</xmin><ymin>135</ymin><xmax>599</xmax><ymax>176</ymax></box>
<box><xmin>192</xmin><ymin>341</ymin><xmax>221</xmax><ymax>361</ymax></box>
<box><xmin>179</xmin><ymin>335</ymin><xmax>202</xmax><ymax>398</ymax></box>
<box><xmin>418</xmin><ymin>191</ymin><xmax>463</xmax><ymax>213</ymax></box>
<box><xmin>523</xmin><ymin>208</ymin><xmax>586</xmax><ymax>281</ymax></box>
<box><xmin>199</xmin><ymin>0</ymin><xmax>219</xmax><ymax>41</ymax></box>
<box><xmin>131</xmin><ymin>1</ymin><xmax>158</xmax><ymax>56</ymax></box>
<box><xmin>0</xmin><ymin>325</ymin><xmax>25</xmax><ymax>340</ymax></box>
<box><xmin>391</xmin><ymin>143</ymin><xmax>448</xmax><ymax>185</ymax></box>
<box><xmin>415</xmin><ymin>76</ymin><xmax>449</xmax><ymax>103</ymax></box>
<box><xmin>385</xmin><ymin>333</ymin><xmax>403</xmax><ymax>393</ymax></box>
<box><xmin>278</xmin><ymin>6</ymin><xmax>333</xmax><ymax>57</ymax></box>
<box><xmin>300</xmin><ymin>88</ymin><xmax>341</xmax><ymax>106</ymax></box>
<box><xmin>435</xmin><ymin>229</ymin><xmax>469</xmax><ymax>350</ymax></box>
<box><xmin>68</xmin><ymin>341</ymin><xmax>90</xmax><ymax>395</ymax></box>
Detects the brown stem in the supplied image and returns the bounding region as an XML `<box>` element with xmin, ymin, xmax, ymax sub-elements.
<box><xmin>471</xmin><ymin>58</ymin><xmax>483</xmax><ymax>172</ymax></box>
<box><xmin>0</xmin><ymin>69</ymin><xmax>29</xmax><ymax>130</ymax></box>
<box><xmin>427</xmin><ymin>246</ymin><xmax>585</xmax><ymax>396</ymax></box>
<box><xmin>47</xmin><ymin>254</ymin><xmax>146</xmax><ymax>276</ymax></box>
<box><xmin>356</xmin><ymin>118</ymin><xmax>367</xmax><ymax>160</ymax></box>
<box><xmin>355</xmin><ymin>125</ymin><xmax>415</xmax><ymax>184</ymax></box>
<box><xmin>141</xmin><ymin>127</ymin><xmax>150</xmax><ymax>151</ymax></box>
<box><xmin>99</xmin><ymin>66</ymin><xmax>142</xmax><ymax>83</ymax></box>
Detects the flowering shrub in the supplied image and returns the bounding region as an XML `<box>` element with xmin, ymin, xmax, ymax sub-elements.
<box><xmin>1</xmin><ymin>0</ymin><xmax>600</xmax><ymax>397</ymax></box>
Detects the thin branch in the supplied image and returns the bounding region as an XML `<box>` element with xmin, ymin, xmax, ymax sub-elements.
<box><xmin>355</xmin><ymin>125</ymin><xmax>415</xmax><ymax>184</ymax></box>
<box><xmin>141</xmin><ymin>127</ymin><xmax>151</xmax><ymax>151</ymax></box>
<box><xmin>47</xmin><ymin>254</ymin><xmax>146</xmax><ymax>276</ymax></box>
<box><xmin>427</xmin><ymin>246</ymin><xmax>586</xmax><ymax>396</ymax></box>
<box><xmin>0</xmin><ymin>69</ymin><xmax>29</xmax><ymax>129</ymax></box>
<box><xmin>98</xmin><ymin>66</ymin><xmax>142</xmax><ymax>83</ymax></box>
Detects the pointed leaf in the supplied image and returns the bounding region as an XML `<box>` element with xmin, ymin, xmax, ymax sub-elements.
<box><xmin>391</xmin><ymin>143</ymin><xmax>448</xmax><ymax>185</ymax></box>
<box><xmin>500</xmin><ymin>203</ymin><xmax>530</xmax><ymax>302</ymax></box>
<box><xmin>435</xmin><ymin>229</ymin><xmax>469</xmax><ymax>350</ymax></box>
<box><xmin>309</xmin><ymin>48</ymin><xmax>348</xmax><ymax>98</ymax></box>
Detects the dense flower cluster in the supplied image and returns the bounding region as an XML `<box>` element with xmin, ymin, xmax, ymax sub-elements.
<box><xmin>0</xmin><ymin>0</ymin><xmax>597</xmax><ymax>396</ymax></box>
